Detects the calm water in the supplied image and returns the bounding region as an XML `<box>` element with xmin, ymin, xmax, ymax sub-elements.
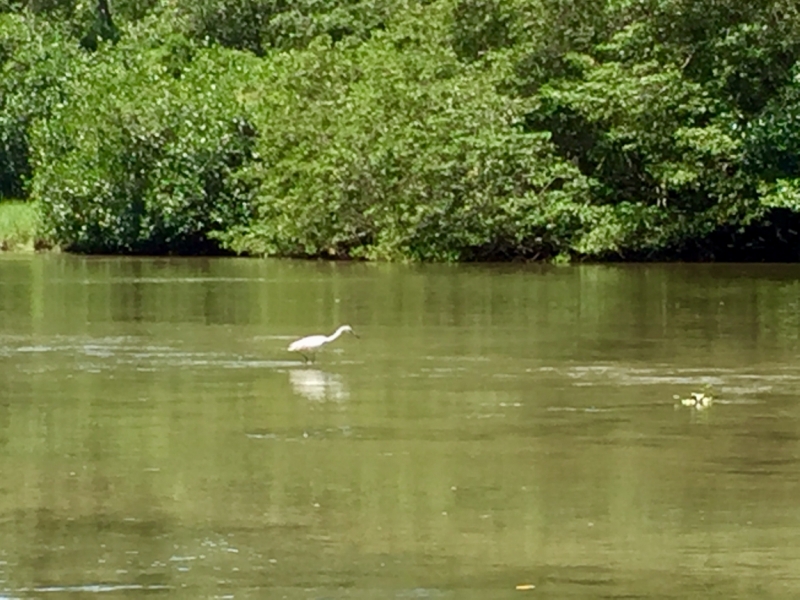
<box><xmin>1</xmin><ymin>255</ymin><xmax>800</xmax><ymax>599</ymax></box>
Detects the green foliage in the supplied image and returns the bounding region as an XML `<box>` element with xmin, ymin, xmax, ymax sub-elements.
<box><xmin>506</xmin><ymin>0</ymin><xmax>799</xmax><ymax>257</ymax></box>
<box><xmin>526</xmin><ymin>54</ymin><xmax>755</xmax><ymax>255</ymax></box>
<box><xmin>215</xmin><ymin>8</ymin><xmax>589</xmax><ymax>261</ymax></box>
<box><xmin>2</xmin><ymin>0</ymin><xmax>800</xmax><ymax>260</ymax></box>
<box><xmin>0</xmin><ymin>199</ymin><xmax>41</xmax><ymax>250</ymax></box>
<box><xmin>0</xmin><ymin>13</ymin><xmax>80</xmax><ymax>199</ymax></box>
<box><xmin>451</xmin><ymin>0</ymin><xmax>515</xmax><ymax>62</ymax></box>
<box><xmin>745</xmin><ymin>65</ymin><xmax>800</xmax><ymax>182</ymax></box>
<box><xmin>2</xmin><ymin>0</ymin><xmax>159</xmax><ymax>46</ymax></box>
<box><xmin>173</xmin><ymin>0</ymin><xmax>395</xmax><ymax>55</ymax></box>
<box><xmin>30</xmin><ymin>40</ymin><xmax>256</xmax><ymax>253</ymax></box>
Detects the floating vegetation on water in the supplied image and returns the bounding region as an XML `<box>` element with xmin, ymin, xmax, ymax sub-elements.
<box><xmin>515</xmin><ymin>584</ymin><xmax>536</xmax><ymax>591</ymax></box>
<box><xmin>674</xmin><ymin>390</ymin><xmax>714</xmax><ymax>410</ymax></box>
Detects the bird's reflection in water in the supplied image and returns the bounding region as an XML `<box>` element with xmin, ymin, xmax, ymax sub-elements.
<box><xmin>288</xmin><ymin>368</ymin><xmax>349</xmax><ymax>402</ymax></box>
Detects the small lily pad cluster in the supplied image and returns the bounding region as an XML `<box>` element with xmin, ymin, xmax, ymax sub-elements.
<box><xmin>674</xmin><ymin>391</ymin><xmax>714</xmax><ymax>409</ymax></box>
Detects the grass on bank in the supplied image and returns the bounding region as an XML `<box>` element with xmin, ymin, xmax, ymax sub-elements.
<box><xmin>0</xmin><ymin>201</ymin><xmax>44</xmax><ymax>251</ymax></box>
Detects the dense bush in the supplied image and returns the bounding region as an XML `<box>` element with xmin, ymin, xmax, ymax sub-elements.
<box><xmin>30</xmin><ymin>39</ymin><xmax>256</xmax><ymax>253</ymax></box>
<box><xmin>1</xmin><ymin>0</ymin><xmax>159</xmax><ymax>46</ymax></box>
<box><xmin>0</xmin><ymin>13</ymin><xmax>79</xmax><ymax>199</ymax></box>
<box><xmin>219</xmin><ymin>12</ymin><xmax>590</xmax><ymax>260</ymax></box>
<box><xmin>172</xmin><ymin>0</ymin><xmax>395</xmax><ymax>55</ymax></box>
<box><xmin>2</xmin><ymin>0</ymin><xmax>800</xmax><ymax>260</ymax></box>
<box><xmin>494</xmin><ymin>0</ymin><xmax>800</xmax><ymax>258</ymax></box>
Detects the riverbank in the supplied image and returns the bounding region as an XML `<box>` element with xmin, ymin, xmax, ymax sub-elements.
<box><xmin>3</xmin><ymin>3</ymin><xmax>799</xmax><ymax>261</ymax></box>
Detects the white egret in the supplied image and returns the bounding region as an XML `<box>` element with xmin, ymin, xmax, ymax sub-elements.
<box><xmin>287</xmin><ymin>325</ymin><xmax>358</xmax><ymax>362</ymax></box>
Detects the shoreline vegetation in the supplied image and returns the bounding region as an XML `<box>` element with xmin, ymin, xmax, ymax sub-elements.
<box><xmin>0</xmin><ymin>201</ymin><xmax>43</xmax><ymax>252</ymax></box>
<box><xmin>2</xmin><ymin>1</ymin><xmax>800</xmax><ymax>262</ymax></box>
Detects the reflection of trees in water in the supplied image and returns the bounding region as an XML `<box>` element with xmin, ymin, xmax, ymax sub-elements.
<box><xmin>288</xmin><ymin>368</ymin><xmax>348</xmax><ymax>402</ymax></box>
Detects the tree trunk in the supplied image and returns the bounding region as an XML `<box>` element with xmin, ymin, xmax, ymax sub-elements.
<box><xmin>97</xmin><ymin>0</ymin><xmax>114</xmax><ymax>30</ymax></box>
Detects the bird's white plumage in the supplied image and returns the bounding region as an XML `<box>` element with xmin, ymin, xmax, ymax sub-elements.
<box><xmin>288</xmin><ymin>335</ymin><xmax>328</xmax><ymax>352</ymax></box>
<box><xmin>288</xmin><ymin>325</ymin><xmax>357</xmax><ymax>359</ymax></box>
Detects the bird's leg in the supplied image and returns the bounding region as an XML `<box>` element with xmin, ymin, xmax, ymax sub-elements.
<box><xmin>300</xmin><ymin>352</ymin><xmax>310</xmax><ymax>363</ymax></box>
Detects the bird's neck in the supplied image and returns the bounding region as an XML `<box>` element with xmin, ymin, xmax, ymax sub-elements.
<box><xmin>327</xmin><ymin>327</ymin><xmax>346</xmax><ymax>342</ymax></box>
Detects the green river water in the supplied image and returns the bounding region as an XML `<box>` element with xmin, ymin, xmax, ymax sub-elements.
<box><xmin>1</xmin><ymin>255</ymin><xmax>800</xmax><ymax>599</ymax></box>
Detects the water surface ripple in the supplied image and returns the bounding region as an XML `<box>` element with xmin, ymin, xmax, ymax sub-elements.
<box><xmin>1</xmin><ymin>256</ymin><xmax>799</xmax><ymax>599</ymax></box>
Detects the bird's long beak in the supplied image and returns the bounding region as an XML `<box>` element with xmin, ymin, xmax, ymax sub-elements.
<box><xmin>351</xmin><ymin>331</ymin><xmax>360</xmax><ymax>339</ymax></box>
